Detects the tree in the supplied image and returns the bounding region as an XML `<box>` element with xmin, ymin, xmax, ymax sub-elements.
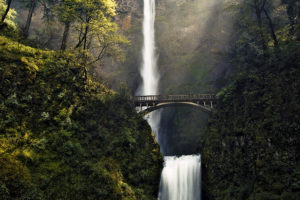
<box><xmin>253</xmin><ymin>0</ymin><xmax>268</xmax><ymax>50</ymax></box>
<box><xmin>55</xmin><ymin>0</ymin><xmax>129</xmax><ymax>65</ymax></box>
<box><xmin>23</xmin><ymin>0</ymin><xmax>38</xmax><ymax>37</ymax></box>
<box><xmin>263</xmin><ymin>6</ymin><xmax>278</xmax><ymax>47</ymax></box>
<box><xmin>0</xmin><ymin>0</ymin><xmax>17</xmax><ymax>30</ymax></box>
<box><xmin>56</xmin><ymin>0</ymin><xmax>78</xmax><ymax>50</ymax></box>
<box><xmin>39</xmin><ymin>0</ymin><xmax>58</xmax><ymax>21</ymax></box>
<box><xmin>282</xmin><ymin>0</ymin><xmax>300</xmax><ymax>39</ymax></box>
<box><xmin>73</xmin><ymin>0</ymin><xmax>117</xmax><ymax>50</ymax></box>
<box><xmin>73</xmin><ymin>0</ymin><xmax>129</xmax><ymax>64</ymax></box>
<box><xmin>224</xmin><ymin>0</ymin><xmax>295</xmax><ymax>58</ymax></box>
<box><xmin>1</xmin><ymin>0</ymin><xmax>13</xmax><ymax>23</ymax></box>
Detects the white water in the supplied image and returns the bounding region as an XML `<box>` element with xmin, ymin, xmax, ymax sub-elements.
<box><xmin>140</xmin><ymin>0</ymin><xmax>159</xmax><ymax>95</ymax></box>
<box><xmin>158</xmin><ymin>155</ymin><xmax>202</xmax><ymax>200</ymax></box>
<box><xmin>139</xmin><ymin>1</ymin><xmax>202</xmax><ymax>199</ymax></box>
<box><xmin>138</xmin><ymin>0</ymin><xmax>162</xmax><ymax>146</ymax></box>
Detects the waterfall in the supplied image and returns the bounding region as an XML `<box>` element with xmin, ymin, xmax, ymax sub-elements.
<box><xmin>140</xmin><ymin>0</ymin><xmax>159</xmax><ymax>95</ymax></box>
<box><xmin>138</xmin><ymin>0</ymin><xmax>162</xmax><ymax>149</ymax></box>
<box><xmin>139</xmin><ymin>1</ymin><xmax>202</xmax><ymax>199</ymax></box>
<box><xmin>158</xmin><ymin>155</ymin><xmax>202</xmax><ymax>200</ymax></box>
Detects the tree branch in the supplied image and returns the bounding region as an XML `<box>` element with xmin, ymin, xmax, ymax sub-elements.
<box><xmin>263</xmin><ymin>7</ymin><xmax>278</xmax><ymax>47</ymax></box>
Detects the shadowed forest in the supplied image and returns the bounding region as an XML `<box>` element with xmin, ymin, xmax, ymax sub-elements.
<box><xmin>0</xmin><ymin>0</ymin><xmax>299</xmax><ymax>199</ymax></box>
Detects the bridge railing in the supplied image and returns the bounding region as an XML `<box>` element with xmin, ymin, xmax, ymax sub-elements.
<box><xmin>134</xmin><ymin>94</ymin><xmax>216</xmax><ymax>102</ymax></box>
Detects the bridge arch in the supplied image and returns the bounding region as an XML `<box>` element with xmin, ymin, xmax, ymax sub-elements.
<box><xmin>139</xmin><ymin>102</ymin><xmax>212</xmax><ymax>115</ymax></box>
<box><xmin>134</xmin><ymin>94</ymin><xmax>216</xmax><ymax>116</ymax></box>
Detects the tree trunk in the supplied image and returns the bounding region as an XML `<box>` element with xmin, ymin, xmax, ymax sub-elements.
<box><xmin>254</xmin><ymin>0</ymin><xmax>267</xmax><ymax>51</ymax></box>
<box><xmin>23</xmin><ymin>0</ymin><xmax>38</xmax><ymax>38</ymax></box>
<box><xmin>1</xmin><ymin>0</ymin><xmax>13</xmax><ymax>23</ymax></box>
<box><xmin>61</xmin><ymin>21</ymin><xmax>71</xmax><ymax>50</ymax></box>
<box><xmin>86</xmin><ymin>35</ymin><xmax>93</xmax><ymax>50</ymax></box>
<box><xmin>76</xmin><ymin>25</ymin><xmax>89</xmax><ymax>49</ymax></box>
<box><xmin>263</xmin><ymin>8</ymin><xmax>278</xmax><ymax>47</ymax></box>
<box><xmin>83</xmin><ymin>33</ymin><xmax>87</xmax><ymax>50</ymax></box>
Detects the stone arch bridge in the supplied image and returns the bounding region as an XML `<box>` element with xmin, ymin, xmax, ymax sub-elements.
<box><xmin>133</xmin><ymin>94</ymin><xmax>216</xmax><ymax>115</ymax></box>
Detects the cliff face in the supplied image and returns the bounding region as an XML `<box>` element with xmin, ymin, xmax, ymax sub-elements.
<box><xmin>117</xmin><ymin>0</ymin><xmax>141</xmax><ymax>14</ymax></box>
<box><xmin>116</xmin><ymin>0</ymin><xmax>142</xmax><ymax>32</ymax></box>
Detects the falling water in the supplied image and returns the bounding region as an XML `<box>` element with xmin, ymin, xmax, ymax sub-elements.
<box><xmin>140</xmin><ymin>0</ymin><xmax>159</xmax><ymax>94</ymax></box>
<box><xmin>139</xmin><ymin>1</ymin><xmax>202</xmax><ymax>199</ymax></box>
<box><xmin>158</xmin><ymin>155</ymin><xmax>202</xmax><ymax>200</ymax></box>
<box><xmin>138</xmin><ymin>0</ymin><xmax>162</xmax><ymax>147</ymax></box>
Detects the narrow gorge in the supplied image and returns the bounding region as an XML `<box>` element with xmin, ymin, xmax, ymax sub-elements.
<box><xmin>0</xmin><ymin>0</ymin><xmax>299</xmax><ymax>199</ymax></box>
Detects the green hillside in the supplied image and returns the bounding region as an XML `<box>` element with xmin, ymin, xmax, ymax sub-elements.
<box><xmin>0</xmin><ymin>36</ymin><xmax>162</xmax><ymax>200</ymax></box>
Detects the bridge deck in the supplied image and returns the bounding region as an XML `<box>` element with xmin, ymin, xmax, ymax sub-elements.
<box><xmin>134</xmin><ymin>94</ymin><xmax>216</xmax><ymax>106</ymax></box>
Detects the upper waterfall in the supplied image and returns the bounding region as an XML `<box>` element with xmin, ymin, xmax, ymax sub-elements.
<box><xmin>138</xmin><ymin>0</ymin><xmax>162</xmax><ymax>152</ymax></box>
<box><xmin>139</xmin><ymin>0</ymin><xmax>159</xmax><ymax>95</ymax></box>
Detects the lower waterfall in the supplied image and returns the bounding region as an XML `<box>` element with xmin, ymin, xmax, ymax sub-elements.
<box><xmin>158</xmin><ymin>155</ymin><xmax>202</xmax><ymax>200</ymax></box>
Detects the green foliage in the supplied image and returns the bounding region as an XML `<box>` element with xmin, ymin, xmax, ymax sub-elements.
<box><xmin>0</xmin><ymin>0</ymin><xmax>17</xmax><ymax>29</ymax></box>
<box><xmin>55</xmin><ymin>0</ymin><xmax>129</xmax><ymax>62</ymax></box>
<box><xmin>202</xmin><ymin>5</ymin><xmax>300</xmax><ymax>198</ymax></box>
<box><xmin>202</xmin><ymin>41</ymin><xmax>300</xmax><ymax>200</ymax></box>
<box><xmin>0</xmin><ymin>0</ymin><xmax>129</xmax><ymax>65</ymax></box>
<box><xmin>0</xmin><ymin>36</ymin><xmax>162</xmax><ymax>199</ymax></box>
<box><xmin>0</xmin><ymin>0</ymin><xmax>18</xmax><ymax>38</ymax></box>
<box><xmin>225</xmin><ymin>0</ymin><xmax>299</xmax><ymax>65</ymax></box>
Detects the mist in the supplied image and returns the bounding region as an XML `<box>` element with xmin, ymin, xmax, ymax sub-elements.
<box><xmin>102</xmin><ymin>0</ymin><xmax>235</xmax><ymax>155</ymax></box>
<box><xmin>9</xmin><ymin>0</ymin><xmax>235</xmax><ymax>155</ymax></box>
<box><xmin>143</xmin><ymin>0</ymin><xmax>234</xmax><ymax>155</ymax></box>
